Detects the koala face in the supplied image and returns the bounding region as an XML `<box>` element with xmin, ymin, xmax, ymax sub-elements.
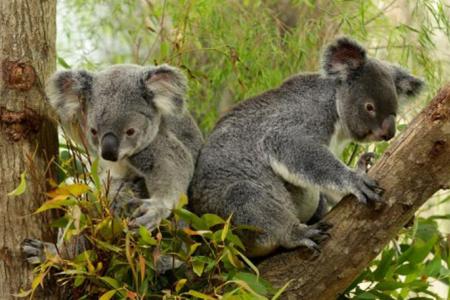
<box><xmin>322</xmin><ymin>38</ymin><xmax>424</xmax><ymax>142</ymax></box>
<box><xmin>47</xmin><ymin>64</ymin><xmax>187</xmax><ymax>161</ymax></box>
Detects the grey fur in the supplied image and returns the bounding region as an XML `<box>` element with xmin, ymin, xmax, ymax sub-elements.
<box><xmin>23</xmin><ymin>64</ymin><xmax>203</xmax><ymax>268</ymax></box>
<box><xmin>189</xmin><ymin>37</ymin><xmax>424</xmax><ymax>257</ymax></box>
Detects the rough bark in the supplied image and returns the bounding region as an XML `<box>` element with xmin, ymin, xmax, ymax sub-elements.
<box><xmin>259</xmin><ymin>85</ymin><xmax>450</xmax><ymax>300</ymax></box>
<box><xmin>0</xmin><ymin>1</ymin><xmax>57</xmax><ymax>299</ymax></box>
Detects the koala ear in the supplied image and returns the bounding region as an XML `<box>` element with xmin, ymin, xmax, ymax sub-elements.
<box><xmin>322</xmin><ymin>37</ymin><xmax>367</xmax><ymax>81</ymax></box>
<box><xmin>143</xmin><ymin>64</ymin><xmax>187</xmax><ymax>115</ymax></box>
<box><xmin>46</xmin><ymin>70</ymin><xmax>93</xmax><ymax>123</ymax></box>
<box><xmin>389</xmin><ymin>65</ymin><xmax>424</xmax><ymax>98</ymax></box>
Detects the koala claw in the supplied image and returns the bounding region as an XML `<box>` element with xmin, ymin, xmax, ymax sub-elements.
<box><xmin>357</xmin><ymin>152</ymin><xmax>375</xmax><ymax>174</ymax></box>
<box><xmin>129</xmin><ymin>199</ymin><xmax>169</xmax><ymax>231</ymax></box>
<box><xmin>352</xmin><ymin>173</ymin><xmax>383</xmax><ymax>204</ymax></box>
<box><xmin>21</xmin><ymin>238</ymin><xmax>57</xmax><ymax>265</ymax></box>
<box><xmin>298</xmin><ymin>238</ymin><xmax>321</xmax><ymax>253</ymax></box>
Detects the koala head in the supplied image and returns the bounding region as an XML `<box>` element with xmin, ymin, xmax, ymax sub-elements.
<box><xmin>322</xmin><ymin>37</ymin><xmax>424</xmax><ymax>142</ymax></box>
<box><xmin>47</xmin><ymin>64</ymin><xmax>187</xmax><ymax>161</ymax></box>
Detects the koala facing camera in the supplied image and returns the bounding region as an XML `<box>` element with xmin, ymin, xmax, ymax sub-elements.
<box><xmin>189</xmin><ymin>37</ymin><xmax>424</xmax><ymax>257</ymax></box>
<box><xmin>22</xmin><ymin>64</ymin><xmax>203</xmax><ymax>267</ymax></box>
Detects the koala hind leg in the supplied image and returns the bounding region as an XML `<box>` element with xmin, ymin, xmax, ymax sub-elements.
<box><xmin>21</xmin><ymin>238</ymin><xmax>58</xmax><ymax>265</ymax></box>
<box><xmin>221</xmin><ymin>181</ymin><xmax>330</xmax><ymax>257</ymax></box>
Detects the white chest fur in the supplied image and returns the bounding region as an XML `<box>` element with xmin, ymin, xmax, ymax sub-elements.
<box><xmin>329</xmin><ymin>120</ymin><xmax>350</xmax><ymax>158</ymax></box>
<box><xmin>100</xmin><ymin>158</ymin><xmax>130</xmax><ymax>179</ymax></box>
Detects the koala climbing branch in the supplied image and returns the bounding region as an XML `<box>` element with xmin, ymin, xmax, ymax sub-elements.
<box><xmin>258</xmin><ymin>84</ymin><xmax>450</xmax><ymax>300</ymax></box>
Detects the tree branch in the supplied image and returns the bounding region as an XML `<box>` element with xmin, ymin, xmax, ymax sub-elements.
<box><xmin>258</xmin><ymin>84</ymin><xmax>450</xmax><ymax>299</ymax></box>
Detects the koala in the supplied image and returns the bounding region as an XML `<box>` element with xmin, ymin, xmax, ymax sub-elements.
<box><xmin>22</xmin><ymin>64</ymin><xmax>203</xmax><ymax>267</ymax></box>
<box><xmin>189</xmin><ymin>37</ymin><xmax>424</xmax><ymax>257</ymax></box>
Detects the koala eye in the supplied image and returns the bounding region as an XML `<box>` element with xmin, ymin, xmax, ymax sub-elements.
<box><xmin>90</xmin><ymin>128</ymin><xmax>97</xmax><ymax>136</ymax></box>
<box><xmin>365</xmin><ymin>103</ymin><xmax>376</xmax><ymax>115</ymax></box>
<box><xmin>126</xmin><ymin>128</ymin><xmax>136</xmax><ymax>136</ymax></box>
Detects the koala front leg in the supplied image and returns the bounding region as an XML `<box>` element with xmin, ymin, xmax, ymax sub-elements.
<box><xmin>264</xmin><ymin>134</ymin><xmax>382</xmax><ymax>204</ymax></box>
<box><xmin>127</xmin><ymin>134</ymin><xmax>193</xmax><ymax>231</ymax></box>
<box><xmin>128</xmin><ymin>169</ymin><xmax>191</xmax><ymax>230</ymax></box>
<box><xmin>129</xmin><ymin>193</ymin><xmax>179</xmax><ymax>231</ymax></box>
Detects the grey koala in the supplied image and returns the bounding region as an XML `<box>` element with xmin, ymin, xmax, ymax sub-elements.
<box><xmin>189</xmin><ymin>37</ymin><xmax>424</xmax><ymax>257</ymax></box>
<box><xmin>22</xmin><ymin>64</ymin><xmax>203</xmax><ymax>266</ymax></box>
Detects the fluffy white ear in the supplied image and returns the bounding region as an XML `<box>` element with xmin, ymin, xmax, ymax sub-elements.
<box><xmin>322</xmin><ymin>37</ymin><xmax>367</xmax><ymax>81</ymax></box>
<box><xmin>389</xmin><ymin>64</ymin><xmax>425</xmax><ymax>98</ymax></box>
<box><xmin>46</xmin><ymin>70</ymin><xmax>93</xmax><ymax>123</ymax></box>
<box><xmin>143</xmin><ymin>64</ymin><xmax>187</xmax><ymax>115</ymax></box>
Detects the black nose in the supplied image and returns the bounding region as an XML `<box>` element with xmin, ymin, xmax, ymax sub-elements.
<box><xmin>101</xmin><ymin>133</ymin><xmax>119</xmax><ymax>161</ymax></box>
<box><xmin>380</xmin><ymin>115</ymin><xmax>396</xmax><ymax>141</ymax></box>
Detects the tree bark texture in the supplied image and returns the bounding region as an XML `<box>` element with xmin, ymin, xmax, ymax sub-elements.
<box><xmin>258</xmin><ymin>85</ymin><xmax>450</xmax><ymax>299</ymax></box>
<box><xmin>0</xmin><ymin>1</ymin><xmax>57</xmax><ymax>298</ymax></box>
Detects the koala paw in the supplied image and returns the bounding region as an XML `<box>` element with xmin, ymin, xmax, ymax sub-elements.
<box><xmin>110</xmin><ymin>197</ymin><xmax>142</xmax><ymax>217</ymax></box>
<box><xmin>350</xmin><ymin>173</ymin><xmax>384</xmax><ymax>204</ymax></box>
<box><xmin>155</xmin><ymin>254</ymin><xmax>184</xmax><ymax>274</ymax></box>
<box><xmin>129</xmin><ymin>199</ymin><xmax>171</xmax><ymax>231</ymax></box>
<box><xmin>356</xmin><ymin>152</ymin><xmax>375</xmax><ymax>174</ymax></box>
<box><xmin>288</xmin><ymin>221</ymin><xmax>332</xmax><ymax>254</ymax></box>
<box><xmin>21</xmin><ymin>238</ymin><xmax>57</xmax><ymax>265</ymax></box>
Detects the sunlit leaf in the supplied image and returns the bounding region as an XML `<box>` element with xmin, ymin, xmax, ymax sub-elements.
<box><xmin>201</xmin><ymin>213</ymin><xmax>225</xmax><ymax>228</ymax></box>
<box><xmin>186</xmin><ymin>290</ymin><xmax>215</xmax><ymax>300</ymax></box>
<box><xmin>35</xmin><ymin>196</ymin><xmax>77</xmax><ymax>213</ymax></box>
<box><xmin>139</xmin><ymin>226</ymin><xmax>157</xmax><ymax>245</ymax></box>
<box><xmin>192</xmin><ymin>258</ymin><xmax>205</xmax><ymax>277</ymax></box>
<box><xmin>8</xmin><ymin>171</ymin><xmax>27</xmax><ymax>196</ymax></box>
<box><xmin>222</xmin><ymin>215</ymin><xmax>232</xmax><ymax>242</ymax></box>
<box><xmin>176</xmin><ymin>278</ymin><xmax>187</xmax><ymax>293</ymax></box>
<box><xmin>100</xmin><ymin>277</ymin><xmax>120</xmax><ymax>289</ymax></box>
<box><xmin>99</xmin><ymin>289</ymin><xmax>116</xmax><ymax>300</ymax></box>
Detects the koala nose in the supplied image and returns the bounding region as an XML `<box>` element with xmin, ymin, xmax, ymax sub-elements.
<box><xmin>101</xmin><ymin>133</ymin><xmax>119</xmax><ymax>161</ymax></box>
<box><xmin>378</xmin><ymin>115</ymin><xmax>396</xmax><ymax>141</ymax></box>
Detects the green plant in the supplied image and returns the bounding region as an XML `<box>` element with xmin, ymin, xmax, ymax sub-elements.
<box><xmin>16</xmin><ymin>139</ymin><xmax>289</xmax><ymax>299</ymax></box>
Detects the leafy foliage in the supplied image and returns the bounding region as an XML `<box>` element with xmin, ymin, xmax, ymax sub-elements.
<box><xmin>341</xmin><ymin>218</ymin><xmax>450</xmax><ymax>299</ymax></box>
<box><xmin>19</xmin><ymin>142</ymin><xmax>287</xmax><ymax>299</ymax></box>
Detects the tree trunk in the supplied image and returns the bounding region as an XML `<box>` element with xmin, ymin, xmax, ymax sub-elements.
<box><xmin>0</xmin><ymin>1</ymin><xmax>57</xmax><ymax>298</ymax></box>
<box><xmin>258</xmin><ymin>85</ymin><xmax>450</xmax><ymax>299</ymax></box>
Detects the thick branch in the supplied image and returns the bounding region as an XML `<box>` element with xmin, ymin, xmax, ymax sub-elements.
<box><xmin>258</xmin><ymin>85</ymin><xmax>450</xmax><ymax>299</ymax></box>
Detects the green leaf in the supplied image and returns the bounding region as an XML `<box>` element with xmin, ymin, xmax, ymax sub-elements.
<box><xmin>35</xmin><ymin>197</ymin><xmax>77</xmax><ymax>213</ymax></box>
<box><xmin>424</xmin><ymin>255</ymin><xmax>441</xmax><ymax>277</ymax></box>
<box><xmin>186</xmin><ymin>290</ymin><xmax>215</xmax><ymax>300</ymax></box>
<box><xmin>354</xmin><ymin>292</ymin><xmax>378</xmax><ymax>300</ymax></box>
<box><xmin>175</xmin><ymin>278</ymin><xmax>187</xmax><ymax>293</ymax></box>
<box><xmin>99</xmin><ymin>290</ymin><xmax>116</xmax><ymax>300</ymax></box>
<box><xmin>233</xmin><ymin>272</ymin><xmax>271</xmax><ymax>295</ymax></box>
<box><xmin>375</xmin><ymin>280</ymin><xmax>404</xmax><ymax>291</ymax></box>
<box><xmin>57</xmin><ymin>56</ymin><xmax>71</xmax><ymax>69</ymax></box>
<box><xmin>201</xmin><ymin>213</ymin><xmax>225</xmax><ymax>228</ymax></box>
<box><xmin>174</xmin><ymin>208</ymin><xmax>207</xmax><ymax>230</ymax></box>
<box><xmin>192</xmin><ymin>258</ymin><xmax>205</xmax><ymax>277</ymax></box>
<box><xmin>373</xmin><ymin>249</ymin><xmax>394</xmax><ymax>280</ymax></box>
<box><xmin>236</xmin><ymin>250</ymin><xmax>259</xmax><ymax>278</ymax></box>
<box><xmin>91</xmin><ymin>238</ymin><xmax>122</xmax><ymax>253</ymax></box>
<box><xmin>90</xmin><ymin>158</ymin><xmax>101</xmax><ymax>189</ymax></box>
<box><xmin>399</xmin><ymin>237</ymin><xmax>437</xmax><ymax>265</ymax></box>
<box><xmin>8</xmin><ymin>171</ymin><xmax>27</xmax><ymax>196</ymax></box>
<box><xmin>396</xmin><ymin>263</ymin><xmax>420</xmax><ymax>275</ymax></box>
<box><xmin>139</xmin><ymin>226</ymin><xmax>157</xmax><ymax>245</ymax></box>
<box><xmin>100</xmin><ymin>277</ymin><xmax>120</xmax><ymax>289</ymax></box>
<box><xmin>222</xmin><ymin>215</ymin><xmax>232</xmax><ymax>242</ymax></box>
